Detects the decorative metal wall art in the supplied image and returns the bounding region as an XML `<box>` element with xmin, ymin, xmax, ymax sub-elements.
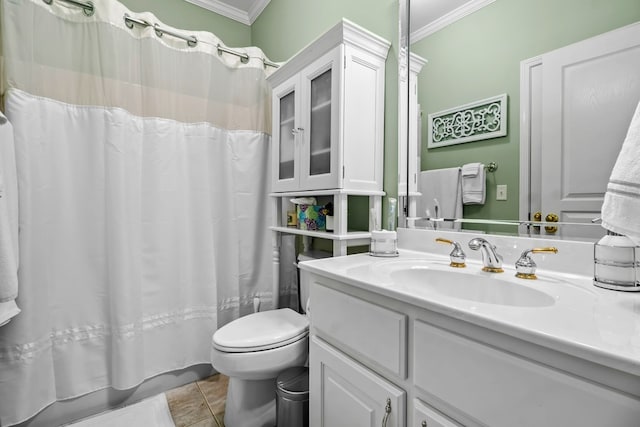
<box><xmin>427</xmin><ymin>94</ymin><xmax>507</xmax><ymax>148</ymax></box>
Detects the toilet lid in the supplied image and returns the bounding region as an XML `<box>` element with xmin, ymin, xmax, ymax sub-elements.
<box><xmin>212</xmin><ymin>308</ymin><xmax>309</xmax><ymax>352</ymax></box>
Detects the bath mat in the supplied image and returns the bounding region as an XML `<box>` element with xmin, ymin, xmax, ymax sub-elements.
<box><xmin>66</xmin><ymin>394</ymin><xmax>175</xmax><ymax>427</ymax></box>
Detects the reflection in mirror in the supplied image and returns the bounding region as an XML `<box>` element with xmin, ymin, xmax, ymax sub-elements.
<box><xmin>402</xmin><ymin>0</ymin><xmax>640</xmax><ymax>241</ymax></box>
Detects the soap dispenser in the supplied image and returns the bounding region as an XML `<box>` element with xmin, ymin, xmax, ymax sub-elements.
<box><xmin>593</xmin><ymin>230</ymin><xmax>639</xmax><ymax>291</ymax></box>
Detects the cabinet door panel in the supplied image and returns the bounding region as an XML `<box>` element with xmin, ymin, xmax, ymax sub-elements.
<box><xmin>299</xmin><ymin>46</ymin><xmax>342</xmax><ymax>190</ymax></box>
<box><xmin>413</xmin><ymin>320</ymin><xmax>640</xmax><ymax>427</ymax></box>
<box><xmin>310</xmin><ymin>336</ymin><xmax>405</xmax><ymax>427</ymax></box>
<box><xmin>311</xmin><ymin>281</ymin><xmax>407</xmax><ymax>378</ymax></box>
<box><xmin>272</xmin><ymin>75</ymin><xmax>300</xmax><ymax>192</ymax></box>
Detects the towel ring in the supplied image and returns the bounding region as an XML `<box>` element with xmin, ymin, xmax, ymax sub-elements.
<box><xmin>486</xmin><ymin>162</ymin><xmax>498</xmax><ymax>172</ymax></box>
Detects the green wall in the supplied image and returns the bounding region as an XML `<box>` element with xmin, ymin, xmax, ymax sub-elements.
<box><xmin>119</xmin><ymin>0</ymin><xmax>251</xmax><ymax>47</ymax></box>
<box><xmin>411</xmin><ymin>0</ymin><xmax>640</xmax><ymax>222</ymax></box>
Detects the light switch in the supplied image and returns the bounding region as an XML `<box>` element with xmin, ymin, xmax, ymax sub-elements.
<box><xmin>496</xmin><ymin>184</ymin><xmax>507</xmax><ymax>201</ymax></box>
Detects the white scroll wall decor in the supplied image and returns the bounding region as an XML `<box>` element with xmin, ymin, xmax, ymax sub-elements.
<box><xmin>427</xmin><ymin>94</ymin><xmax>507</xmax><ymax>148</ymax></box>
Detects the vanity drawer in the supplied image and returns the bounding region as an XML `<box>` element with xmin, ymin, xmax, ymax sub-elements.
<box><xmin>413</xmin><ymin>320</ymin><xmax>640</xmax><ymax>427</ymax></box>
<box><xmin>310</xmin><ymin>279</ymin><xmax>407</xmax><ymax>378</ymax></box>
<box><xmin>413</xmin><ymin>398</ymin><xmax>461</xmax><ymax>427</ymax></box>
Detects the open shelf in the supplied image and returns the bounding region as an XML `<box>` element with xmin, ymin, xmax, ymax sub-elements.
<box><xmin>270</xmin><ymin>189</ymin><xmax>385</xmax><ymax>197</ymax></box>
<box><xmin>270</xmin><ymin>226</ymin><xmax>371</xmax><ymax>242</ymax></box>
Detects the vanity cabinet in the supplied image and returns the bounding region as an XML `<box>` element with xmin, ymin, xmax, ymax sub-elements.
<box><xmin>310</xmin><ymin>337</ymin><xmax>405</xmax><ymax>427</ymax></box>
<box><xmin>302</xmin><ymin>269</ymin><xmax>640</xmax><ymax>427</ymax></box>
<box><xmin>309</xmin><ymin>276</ymin><xmax>406</xmax><ymax>427</ymax></box>
<box><xmin>268</xmin><ymin>19</ymin><xmax>390</xmax><ymax>193</ymax></box>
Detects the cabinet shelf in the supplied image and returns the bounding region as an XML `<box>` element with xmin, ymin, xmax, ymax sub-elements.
<box><xmin>270</xmin><ymin>226</ymin><xmax>371</xmax><ymax>243</ymax></box>
<box><xmin>270</xmin><ymin>189</ymin><xmax>385</xmax><ymax>197</ymax></box>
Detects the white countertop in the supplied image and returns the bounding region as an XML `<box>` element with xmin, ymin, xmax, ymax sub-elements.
<box><xmin>299</xmin><ymin>248</ymin><xmax>640</xmax><ymax>377</ymax></box>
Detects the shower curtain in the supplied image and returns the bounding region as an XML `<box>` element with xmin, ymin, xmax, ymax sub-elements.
<box><xmin>0</xmin><ymin>0</ymin><xmax>274</xmax><ymax>424</ymax></box>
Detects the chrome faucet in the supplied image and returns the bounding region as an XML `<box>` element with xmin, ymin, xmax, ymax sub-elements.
<box><xmin>468</xmin><ymin>238</ymin><xmax>504</xmax><ymax>273</ymax></box>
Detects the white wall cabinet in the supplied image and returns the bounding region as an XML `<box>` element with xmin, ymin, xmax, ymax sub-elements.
<box><xmin>268</xmin><ymin>19</ymin><xmax>390</xmax><ymax>259</ymax></box>
<box><xmin>268</xmin><ymin>19</ymin><xmax>389</xmax><ymax>193</ymax></box>
<box><xmin>303</xmin><ymin>271</ymin><xmax>640</xmax><ymax>427</ymax></box>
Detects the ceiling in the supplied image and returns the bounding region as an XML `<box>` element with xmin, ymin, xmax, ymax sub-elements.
<box><xmin>184</xmin><ymin>0</ymin><xmax>494</xmax><ymax>38</ymax></box>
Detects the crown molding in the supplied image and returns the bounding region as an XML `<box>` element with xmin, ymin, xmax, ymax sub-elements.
<box><xmin>247</xmin><ymin>0</ymin><xmax>270</xmax><ymax>24</ymax></box>
<box><xmin>411</xmin><ymin>0</ymin><xmax>495</xmax><ymax>43</ymax></box>
<box><xmin>183</xmin><ymin>0</ymin><xmax>250</xmax><ymax>25</ymax></box>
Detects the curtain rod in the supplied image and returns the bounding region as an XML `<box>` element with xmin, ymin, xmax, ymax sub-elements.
<box><xmin>124</xmin><ymin>15</ymin><xmax>279</xmax><ymax>69</ymax></box>
<box><xmin>42</xmin><ymin>1</ymin><xmax>278</xmax><ymax>68</ymax></box>
<box><xmin>43</xmin><ymin>0</ymin><xmax>94</xmax><ymax>16</ymax></box>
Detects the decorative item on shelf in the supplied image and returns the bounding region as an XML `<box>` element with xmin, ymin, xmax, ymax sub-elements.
<box><xmin>297</xmin><ymin>205</ymin><xmax>326</xmax><ymax>231</ymax></box>
<box><xmin>593</xmin><ymin>230</ymin><xmax>640</xmax><ymax>291</ymax></box>
<box><xmin>287</xmin><ymin>210</ymin><xmax>297</xmax><ymax>227</ymax></box>
<box><xmin>290</xmin><ymin>197</ymin><xmax>326</xmax><ymax>231</ymax></box>
<box><xmin>322</xmin><ymin>202</ymin><xmax>334</xmax><ymax>231</ymax></box>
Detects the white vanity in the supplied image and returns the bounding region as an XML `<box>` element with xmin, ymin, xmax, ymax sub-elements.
<box><xmin>299</xmin><ymin>228</ymin><xmax>640</xmax><ymax>427</ymax></box>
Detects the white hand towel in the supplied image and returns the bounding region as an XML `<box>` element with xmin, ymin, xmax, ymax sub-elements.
<box><xmin>461</xmin><ymin>162</ymin><xmax>486</xmax><ymax>205</ymax></box>
<box><xmin>602</xmin><ymin>100</ymin><xmax>640</xmax><ymax>240</ymax></box>
<box><xmin>0</xmin><ymin>111</ymin><xmax>20</xmax><ymax>315</ymax></box>
<box><xmin>417</xmin><ymin>168</ymin><xmax>462</xmax><ymax>230</ymax></box>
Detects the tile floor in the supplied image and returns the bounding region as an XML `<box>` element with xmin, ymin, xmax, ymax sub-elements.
<box><xmin>166</xmin><ymin>374</ymin><xmax>229</xmax><ymax>427</ymax></box>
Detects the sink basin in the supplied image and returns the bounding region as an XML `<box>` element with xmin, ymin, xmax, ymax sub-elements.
<box><xmin>389</xmin><ymin>266</ymin><xmax>556</xmax><ymax>308</ymax></box>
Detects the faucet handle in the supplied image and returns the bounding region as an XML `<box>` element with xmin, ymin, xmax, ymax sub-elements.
<box><xmin>515</xmin><ymin>247</ymin><xmax>558</xmax><ymax>279</ymax></box>
<box><xmin>435</xmin><ymin>238</ymin><xmax>466</xmax><ymax>268</ymax></box>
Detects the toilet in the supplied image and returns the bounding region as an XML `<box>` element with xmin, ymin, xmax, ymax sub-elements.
<box><xmin>211</xmin><ymin>251</ymin><xmax>328</xmax><ymax>427</ymax></box>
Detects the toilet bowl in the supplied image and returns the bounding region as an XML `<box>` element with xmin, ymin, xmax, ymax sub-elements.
<box><xmin>210</xmin><ymin>250</ymin><xmax>328</xmax><ymax>427</ymax></box>
<box><xmin>211</xmin><ymin>308</ymin><xmax>309</xmax><ymax>427</ymax></box>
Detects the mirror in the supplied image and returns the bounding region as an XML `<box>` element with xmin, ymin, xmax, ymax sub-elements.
<box><xmin>400</xmin><ymin>0</ymin><xmax>640</xmax><ymax>241</ymax></box>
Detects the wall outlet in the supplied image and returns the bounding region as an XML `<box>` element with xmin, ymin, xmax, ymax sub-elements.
<box><xmin>496</xmin><ymin>184</ymin><xmax>507</xmax><ymax>201</ymax></box>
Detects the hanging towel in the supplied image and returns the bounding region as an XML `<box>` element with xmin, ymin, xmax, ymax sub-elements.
<box><xmin>461</xmin><ymin>162</ymin><xmax>486</xmax><ymax>205</ymax></box>
<box><xmin>0</xmin><ymin>111</ymin><xmax>20</xmax><ymax>325</ymax></box>
<box><xmin>418</xmin><ymin>168</ymin><xmax>462</xmax><ymax>230</ymax></box>
<box><xmin>602</xmin><ymin>100</ymin><xmax>640</xmax><ymax>241</ymax></box>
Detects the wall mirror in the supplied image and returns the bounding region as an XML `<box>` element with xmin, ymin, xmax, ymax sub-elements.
<box><xmin>399</xmin><ymin>0</ymin><xmax>640</xmax><ymax>241</ymax></box>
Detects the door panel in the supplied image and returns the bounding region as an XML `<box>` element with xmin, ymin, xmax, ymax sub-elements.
<box><xmin>539</xmin><ymin>23</ymin><xmax>640</xmax><ymax>235</ymax></box>
<box><xmin>272</xmin><ymin>75</ymin><xmax>301</xmax><ymax>192</ymax></box>
<box><xmin>299</xmin><ymin>46</ymin><xmax>342</xmax><ymax>190</ymax></box>
<box><xmin>310</xmin><ymin>336</ymin><xmax>405</xmax><ymax>427</ymax></box>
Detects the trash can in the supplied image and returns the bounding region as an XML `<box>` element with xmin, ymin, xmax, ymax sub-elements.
<box><xmin>276</xmin><ymin>366</ymin><xmax>309</xmax><ymax>427</ymax></box>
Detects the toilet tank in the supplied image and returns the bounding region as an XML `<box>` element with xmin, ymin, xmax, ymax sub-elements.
<box><xmin>297</xmin><ymin>250</ymin><xmax>331</xmax><ymax>313</ymax></box>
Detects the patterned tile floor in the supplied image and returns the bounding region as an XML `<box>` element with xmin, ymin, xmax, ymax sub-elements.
<box><xmin>166</xmin><ymin>374</ymin><xmax>228</xmax><ymax>427</ymax></box>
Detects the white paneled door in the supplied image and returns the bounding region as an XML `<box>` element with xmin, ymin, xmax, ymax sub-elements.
<box><xmin>523</xmin><ymin>22</ymin><xmax>640</xmax><ymax>238</ymax></box>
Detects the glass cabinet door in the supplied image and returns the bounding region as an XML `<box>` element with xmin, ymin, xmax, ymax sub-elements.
<box><xmin>278</xmin><ymin>91</ymin><xmax>296</xmax><ymax>181</ymax></box>
<box><xmin>309</xmin><ymin>69</ymin><xmax>332</xmax><ymax>176</ymax></box>
<box><xmin>271</xmin><ymin>74</ymin><xmax>301</xmax><ymax>193</ymax></box>
<box><xmin>300</xmin><ymin>46</ymin><xmax>342</xmax><ymax>190</ymax></box>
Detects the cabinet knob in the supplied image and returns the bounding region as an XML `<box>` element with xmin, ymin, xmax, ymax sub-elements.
<box><xmin>382</xmin><ymin>398</ymin><xmax>392</xmax><ymax>427</ymax></box>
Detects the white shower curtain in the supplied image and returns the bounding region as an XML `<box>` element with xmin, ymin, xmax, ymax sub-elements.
<box><xmin>0</xmin><ymin>0</ymin><xmax>274</xmax><ymax>425</ymax></box>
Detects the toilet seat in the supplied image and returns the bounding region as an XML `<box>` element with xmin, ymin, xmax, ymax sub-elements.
<box><xmin>213</xmin><ymin>308</ymin><xmax>309</xmax><ymax>353</ymax></box>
